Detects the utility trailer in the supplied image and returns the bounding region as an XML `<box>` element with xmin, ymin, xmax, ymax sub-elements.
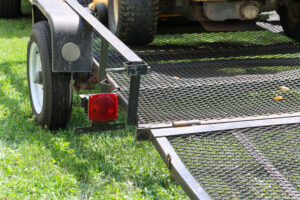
<box><xmin>27</xmin><ymin>0</ymin><xmax>300</xmax><ymax>199</ymax></box>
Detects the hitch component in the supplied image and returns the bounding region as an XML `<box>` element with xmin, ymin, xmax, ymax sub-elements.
<box><xmin>105</xmin><ymin>61</ymin><xmax>149</xmax><ymax>76</ymax></box>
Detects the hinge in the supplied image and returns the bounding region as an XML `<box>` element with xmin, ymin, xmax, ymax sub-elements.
<box><xmin>166</xmin><ymin>154</ymin><xmax>172</xmax><ymax>169</ymax></box>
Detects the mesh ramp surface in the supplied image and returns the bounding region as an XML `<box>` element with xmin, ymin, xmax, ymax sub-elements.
<box><xmin>74</xmin><ymin>1</ymin><xmax>300</xmax><ymax>198</ymax></box>
<box><xmin>92</xmin><ymin>12</ymin><xmax>300</xmax><ymax>127</ymax></box>
<box><xmin>167</xmin><ymin>123</ymin><xmax>300</xmax><ymax>199</ymax></box>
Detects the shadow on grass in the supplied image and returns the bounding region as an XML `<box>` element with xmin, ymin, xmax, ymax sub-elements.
<box><xmin>148</xmin><ymin>59</ymin><xmax>300</xmax><ymax>79</ymax></box>
<box><xmin>0</xmin><ymin>18</ymin><xmax>31</xmax><ymax>39</ymax></box>
<box><xmin>0</xmin><ymin>60</ymin><xmax>174</xmax><ymax>198</ymax></box>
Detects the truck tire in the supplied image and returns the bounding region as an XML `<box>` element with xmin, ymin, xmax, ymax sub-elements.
<box><xmin>278</xmin><ymin>5</ymin><xmax>300</xmax><ymax>42</ymax></box>
<box><xmin>27</xmin><ymin>21</ymin><xmax>73</xmax><ymax>130</ymax></box>
<box><xmin>0</xmin><ymin>0</ymin><xmax>21</xmax><ymax>18</ymax></box>
<box><xmin>108</xmin><ymin>0</ymin><xmax>158</xmax><ymax>45</ymax></box>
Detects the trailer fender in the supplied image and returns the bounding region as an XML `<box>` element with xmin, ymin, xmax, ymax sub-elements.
<box><xmin>31</xmin><ymin>0</ymin><xmax>93</xmax><ymax>72</ymax></box>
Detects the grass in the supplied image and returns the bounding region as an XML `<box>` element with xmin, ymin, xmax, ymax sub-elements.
<box><xmin>21</xmin><ymin>0</ymin><xmax>32</xmax><ymax>15</ymax></box>
<box><xmin>0</xmin><ymin>19</ymin><xmax>188</xmax><ymax>199</ymax></box>
<box><xmin>152</xmin><ymin>31</ymin><xmax>294</xmax><ymax>47</ymax></box>
<box><xmin>1</xmin><ymin>5</ymin><xmax>299</xmax><ymax>199</ymax></box>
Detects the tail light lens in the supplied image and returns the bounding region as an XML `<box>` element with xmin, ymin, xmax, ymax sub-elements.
<box><xmin>88</xmin><ymin>93</ymin><xmax>118</xmax><ymax>122</ymax></box>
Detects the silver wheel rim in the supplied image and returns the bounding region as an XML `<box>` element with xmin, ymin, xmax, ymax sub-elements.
<box><xmin>29</xmin><ymin>42</ymin><xmax>43</xmax><ymax>114</ymax></box>
<box><xmin>113</xmin><ymin>0</ymin><xmax>119</xmax><ymax>26</ymax></box>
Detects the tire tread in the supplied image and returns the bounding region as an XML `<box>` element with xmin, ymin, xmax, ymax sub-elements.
<box><xmin>113</xmin><ymin>0</ymin><xmax>159</xmax><ymax>45</ymax></box>
<box><xmin>27</xmin><ymin>21</ymin><xmax>73</xmax><ymax>130</ymax></box>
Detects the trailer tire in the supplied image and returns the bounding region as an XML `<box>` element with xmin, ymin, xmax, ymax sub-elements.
<box><xmin>0</xmin><ymin>0</ymin><xmax>21</xmax><ymax>18</ymax></box>
<box><xmin>278</xmin><ymin>5</ymin><xmax>300</xmax><ymax>42</ymax></box>
<box><xmin>108</xmin><ymin>0</ymin><xmax>158</xmax><ymax>45</ymax></box>
<box><xmin>27</xmin><ymin>21</ymin><xmax>73</xmax><ymax>130</ymax></box>
<box><xmin>96</xmin><ymin>3</ymin><xmax>108</xmax><ymax>25</ymax></box>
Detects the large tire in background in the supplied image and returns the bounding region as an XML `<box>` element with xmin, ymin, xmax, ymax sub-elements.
<box><xmin>0</xmin><ymin>0</ymin><xmax>21</xmax><ymax>18</ymax></box>
<box><xmin>108</xmin><ymin>0</ymin><xmax>159</xmax><ymax>45</ymax></box>
<box><xmin>278</xmin><ymin>4</ymin><xmax>300</xmax><ymax>42</ymax></box>
<box><xmin>27</xmin><ymin>21</ymin><xmax>73</xmax><ymax>130</ymax></box>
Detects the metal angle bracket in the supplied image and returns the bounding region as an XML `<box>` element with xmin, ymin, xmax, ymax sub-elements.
<box><xmin>124</xmin><ymin>61</ymin><xmax>149</xmax><ymax>76</ymax></box>
<box><xmin>105</xmin><ymin>61</ymin><xmax>149</xmax><ymax>76</ymax></box>
<box><xmin>105</xmin><ymin>61</ymin><xmax>149</xmax><ymax>126</ymax></box>
<box><xmin>75</xmin><ymin>122</ymin><xmax>125</xmax><ymax>134</ymax></box>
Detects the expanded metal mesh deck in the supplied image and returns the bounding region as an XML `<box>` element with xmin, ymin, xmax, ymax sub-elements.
<box><xmin>75</xmin><ymin>0</ymin><xmax>300</xmax><ymax>198</ymax></box>
<box><xmin>167</xmin><ymin>123</ymin><xmax>300</xmax><ymax>199</ymax></box>
<box><xmin>92</xmin><ymin>12</ymin><xmax>300</xmax><ymax>127</ymax></box>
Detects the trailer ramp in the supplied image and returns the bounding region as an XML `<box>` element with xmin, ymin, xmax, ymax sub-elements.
<box><xmin>91</xmin><ymin>8</ymin><xmax>300</xmax><ymax>199</ymax></box>
<box><xmin>152</xmin><ymin>118</ymin><xmax>300</xmax><ymax>199</ymax></box>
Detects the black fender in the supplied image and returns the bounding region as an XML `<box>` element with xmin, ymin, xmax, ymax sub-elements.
<box><xmin>31</xmin><ymin>0</ymin><xmax>93</xmax><ymax>72</ymax></box>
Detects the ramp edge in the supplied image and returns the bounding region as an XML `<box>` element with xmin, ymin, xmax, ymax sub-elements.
<box><xmin>152</xmin><ymin>137</ymin><xmax>211</xmax><ymax>200</ymax></box>
<box><xmin>151</xmin><ymin>116</ymin><xmax>300</xmax><ymax>138</ymax></box>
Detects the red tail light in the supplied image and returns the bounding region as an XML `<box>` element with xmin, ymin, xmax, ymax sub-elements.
<box><xmin>88</xmin><ymin>93</ymin><xmax>118</xmax><ymax>122</ymax></box>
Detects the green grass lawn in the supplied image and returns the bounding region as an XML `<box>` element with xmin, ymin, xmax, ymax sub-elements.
<box><xmin>0</xmin><ymin>19</ymin><xmax>188</xmax><ymax>199</ymax></box>
<box><xmin>1</xmin><ymin>4</ymin><xmax>299</xmax><ymax>199</ymax></box>
<box><xmin>21</xmin><ymin>0</ymin><xmax>32</xmax><ymax>15</ymax></box>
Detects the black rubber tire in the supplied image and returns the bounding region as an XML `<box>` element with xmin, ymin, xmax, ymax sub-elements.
<box><xmin>0</xmin><ymin>0</ymin><xmax>21</xmax><ymax>18</ymax></box>
<box><xmin>108</xmin><ymin>0</ymin><xmax>159</xmax><ymax>45</ymax></box>
<box><xmin>27</xmin><ymin>21</ymin><xmax>73</xmax><ymax>130</ymax></box>
<box><xmin>95</xmin><ymin>3</ymin><xmax>108</xmax><ymax>25</ymax></box>
<box><xmin>278</xmin><ymin>5</ymin><xmax>300</xmax><ymax>42</ymax></box>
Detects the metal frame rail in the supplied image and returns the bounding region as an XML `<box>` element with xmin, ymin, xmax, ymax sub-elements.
<box><xmin>64</xmin><ymin>0</ymin><xmax>148</xmax><ymax>125</ymax></box>
<box><xmin>66</xmin><ymin>2</ymin><xmax>300</xmax><ymax>199</ymax></box>
<box><xmin>151</xmin><ymin>116</ymin><xmax>300</xmax><ymax>200</ymax></box>
<box><xmin>29</xmin><ymin>1</ymin><xmax>300</xmax><ymax>199</ymax></box>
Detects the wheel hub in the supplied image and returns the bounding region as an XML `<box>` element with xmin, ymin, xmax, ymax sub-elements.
<box><xmin>29</xmin><ymin>42</ymin><xmax>44</xmax><ymax>114</ymax></box>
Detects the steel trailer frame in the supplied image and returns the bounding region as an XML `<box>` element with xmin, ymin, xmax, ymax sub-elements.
<box><xmin>30</xmin><ymin>0</ymin><xmax>148</xmax><ymax>125</ymax></box>
<box><xmin>152</xmin><ymin>116</ymin><xmax>300</xmax><ymax>199</ymax></box>
<box><xmin>28</xmin><ymin>0</ymin><xmax>300</xmax><ymax>199</ymax></box>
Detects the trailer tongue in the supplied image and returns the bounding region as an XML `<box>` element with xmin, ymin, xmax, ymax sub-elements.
<box><xmin>29</xmin><ymin>0</ymin><xmax>299</xmax><ymax>199</ymax></box>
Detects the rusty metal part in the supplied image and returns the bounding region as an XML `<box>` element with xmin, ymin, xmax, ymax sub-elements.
<box><xmin>73</xmin><ymin>60</ymin><xmax>99</xmax><ymax>92</ymax></box>
<box><xmin>200</xmin><ymin>19</ymin><xmax>257</xmax><ymax>31</ymax></box>
<box><xmin>241</xmin><ymin>1</ymin><xmax>260</xmax><ymax>20</ymax></box>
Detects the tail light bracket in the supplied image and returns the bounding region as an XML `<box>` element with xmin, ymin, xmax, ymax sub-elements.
<box><xmin>76</xmin><ymin>93</ymin><xmax>125</xmax><ymax>134</ymax></box>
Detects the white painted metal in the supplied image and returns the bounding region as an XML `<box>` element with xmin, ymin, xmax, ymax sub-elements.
<box><xmin>113</xmin><ymin>0</ymin><xmax>119</xmax><ymax>26</ymax></box>
<box><xmin>29</xmin><ymin>42</ymin><xmax>43</xmax><ymax>114</ymax></box>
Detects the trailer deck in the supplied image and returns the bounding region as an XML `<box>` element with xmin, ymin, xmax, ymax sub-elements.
<box><xmin>33</xmin><ymin>0</ymin><xmax>300</xmax><ymax>198</ymax></box>
<box><xmin>92</xmin><ymin>12</ymin><xmax>300</xmax><ymax>199</ymax></box>
<box><xmin>152</xmin><ymin>121</ymin><xmax>300</xmax><ymax>199</ymax></box>
<box><xmin>94</xmin><ymin>14</ymin><xmax>300</xmax><ymax>128</ymax></box>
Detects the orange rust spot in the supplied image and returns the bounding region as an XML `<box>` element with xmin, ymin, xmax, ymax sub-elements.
<box><xmin>159</xmin><ymin>14</ymin><xmax>181</xmax><ymax>18</ymax></box>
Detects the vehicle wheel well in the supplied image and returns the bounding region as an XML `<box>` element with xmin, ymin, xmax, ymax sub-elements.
<box><xmin>32</xmin><ymin>5</ymin><xmax>47</xmax><ymax>24</ymax></box>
